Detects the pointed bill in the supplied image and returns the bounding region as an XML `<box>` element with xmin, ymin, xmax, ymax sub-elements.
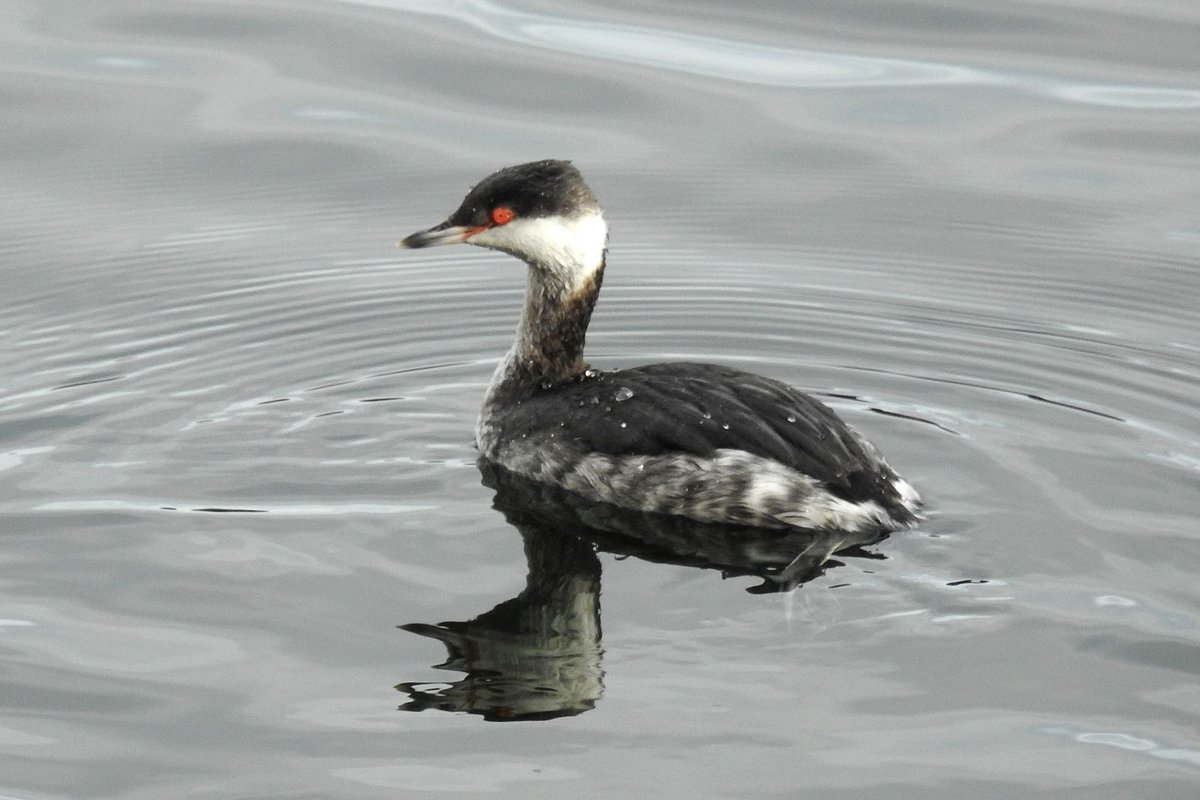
<box><xmin>399</xmin><ymin>221</ymin><xmax>485</xmax><ymax>249</ymax></box>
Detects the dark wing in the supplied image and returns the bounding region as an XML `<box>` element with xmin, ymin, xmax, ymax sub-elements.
<box><xmin>491</xmin><ymin>362</ymin><xmax>891</xmax><ymax>499</ymax></box>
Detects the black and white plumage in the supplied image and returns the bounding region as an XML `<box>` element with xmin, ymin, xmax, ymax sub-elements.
<box><xmin>401</xmin><ymin>160</ymin><xmax>920</xmax><ymax>533</ymax></box>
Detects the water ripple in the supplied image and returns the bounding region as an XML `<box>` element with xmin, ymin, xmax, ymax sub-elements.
<box><xmin>351</xmin><ymin>0</ymin><xmax>1200</xmax><ymax>107</ymax></box>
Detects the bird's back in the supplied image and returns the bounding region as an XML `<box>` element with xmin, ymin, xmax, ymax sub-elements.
<box><xmin>480</xmin><ymin>362</ymin><xmax>917</xmax><ymax>525</ymax></box>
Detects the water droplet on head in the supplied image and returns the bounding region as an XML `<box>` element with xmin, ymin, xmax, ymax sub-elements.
<box><xmin>614</xmin><ymin>386</ymin><xmax>634</xmax><ymax>402</ymax></box>
<box><xmin>787</xmin><ymin>415</ymin><xmax>797</xmax><ymax>423</ymax></box>
<box><xmin>721</xmin><ymin>423</ymin><xmax>730</xmax><ymax>430</ymax></box>
<box><xmin>619</xmin><ymin>421</ymin><xmax>627</xmax><ymax>428</ymax></box>
<box><xmin>702</xmin><ymin>412</ymin><xmax>712</xmax><ymax>420</ymax></box>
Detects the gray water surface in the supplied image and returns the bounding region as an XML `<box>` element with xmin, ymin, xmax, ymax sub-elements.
<box><xmin>3</xmin><ymin>1</ymin><xmax>1200</xmax><ymax>797</ymax></box>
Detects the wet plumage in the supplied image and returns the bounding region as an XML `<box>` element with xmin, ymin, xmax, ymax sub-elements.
<box><xmin>401</xmin><ymin>160</ymin><xmax>920</xmax><ymax>532</ymax></box>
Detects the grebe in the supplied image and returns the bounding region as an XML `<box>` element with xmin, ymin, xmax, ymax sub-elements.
<box><xmin>401</xmin><ymin>160</ymin><xmax>920</xmax><ymax>533</ymax></box>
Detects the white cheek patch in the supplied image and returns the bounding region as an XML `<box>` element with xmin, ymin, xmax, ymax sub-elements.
<box><xmin>471</xmin><ymin>212</ymin><xmax>607</xmax><ymax>294</ymax></box>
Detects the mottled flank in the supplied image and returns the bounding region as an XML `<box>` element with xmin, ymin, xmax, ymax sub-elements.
<box><xmin>489</xmin><ymin>437</ymin><xmax>910</xmax><ymax>532</ymax></box>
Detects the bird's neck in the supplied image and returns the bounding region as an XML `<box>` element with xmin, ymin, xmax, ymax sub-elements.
<box><xmin>476</xmin><ymin>213</ymin><xmax>607</xmax><ymax>451</ymax></box>
<box><xmin>489</xmin><ymin>211</ymin><xmax>608</xmax><ymax>388</ymax></box>
<box><xmin>503</xmin><ymin>250</ymin><xmax>605</xmax><ymax>390</ymax></box>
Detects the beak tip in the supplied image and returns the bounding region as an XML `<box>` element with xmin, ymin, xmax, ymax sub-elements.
<box><xmin>396</xmin><ymin>223</ymin><xmax>474</xmax><ymax>250</ymax></box>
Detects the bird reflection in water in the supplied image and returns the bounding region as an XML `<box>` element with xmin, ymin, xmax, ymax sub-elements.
<box><xmin>396</xmin><ymin>462</ymin><xmax>890</xmax><ymax>721</ymax></box>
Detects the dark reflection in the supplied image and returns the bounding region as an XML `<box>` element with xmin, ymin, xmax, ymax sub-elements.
<box><xmin>397</xmin><ymin>462</ymin><xmax>889</xmax><ymax>721</ymax></box>
<box><xmin>397</xmin><ymin>524</ymin><xmax>603</xmax><ymax>722</ymax></box>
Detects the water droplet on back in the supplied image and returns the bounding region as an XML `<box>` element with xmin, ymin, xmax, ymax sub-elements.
<box><xmin>614</xmin><ymin>386</ymin><xmax>634</xmax><ymax>402</ymax></box>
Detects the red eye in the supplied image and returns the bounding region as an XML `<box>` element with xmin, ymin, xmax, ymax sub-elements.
<box><xmin>490</xmin><ymin>206</ymin><xmax>514</xmax><ymax>225</ymax></box>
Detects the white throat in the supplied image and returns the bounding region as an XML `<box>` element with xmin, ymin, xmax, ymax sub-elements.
<box><xmin>471</xmin><ymin>211</ymin><xmax>607</xmax><ymax>295</ymax></box>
